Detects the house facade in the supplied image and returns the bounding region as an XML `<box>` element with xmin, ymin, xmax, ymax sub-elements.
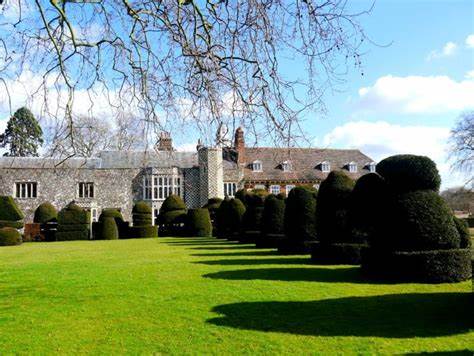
<box><xmin>0</xmin><ymin>128</ymin><xmax>375</xmax><ymax>223</ymax></box>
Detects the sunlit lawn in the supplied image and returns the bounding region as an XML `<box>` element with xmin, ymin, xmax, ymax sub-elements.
<box><xmin>0</xmin><ymin>237</ymin><xmax>472</xmax><ymax>354</ymax></box>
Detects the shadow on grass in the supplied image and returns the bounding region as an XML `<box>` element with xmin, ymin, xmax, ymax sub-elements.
<box><xmin>406</xmin><ymin>351</ymin><xmax>474</xmax><ymax>355</ymax></box>
<box><xmin>195</xmin><ymin>257</ymin><xmax>312</xmax><ymax>266</ymax></box>
<box><xmin>203</xmin><ymin>267</ymin><xmax>364</xmax><ymax>283</ymax></box>
<box><xmin>208</xmin><ymin>293</ymin><xmax>474</xmax><ymax>338</ymax></box>
<box><xmin>190</xmin><ymin>245</ymin><xmax>258</xmax><ymax>250</ymax></box>
<box><xmin>192</xmin><ymin>251</ymin><xmax>279</xmax><ymax>257</ymax></box>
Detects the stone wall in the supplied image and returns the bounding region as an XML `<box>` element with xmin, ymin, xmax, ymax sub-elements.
<box><xmin>198</xmin><ymin>147</ymin><xmax>224</xmax><ymax>206</ymax></box>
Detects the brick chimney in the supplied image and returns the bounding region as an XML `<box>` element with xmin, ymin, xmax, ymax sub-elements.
<box><xmin>234</xmin><ymin>127</ymin><xmax>245</xmax><ymax>164</ymax></box>
<box><xmin>157</xmin><ymin>132</ymin><xmax>173</xmax><ymax>151</ymax></box>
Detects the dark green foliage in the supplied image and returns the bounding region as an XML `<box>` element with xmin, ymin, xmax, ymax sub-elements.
<box><xmin>241</xmin><ymin>190</ymin><xmax>267</xmax><ymax>234</ymax></box>
<box><xmin>235</xmin><ymin>189</ymin><xmax>250</xmax><ymax>206</ymax></box>
<box><xmin>0</xmin><ymin>107</ymin><xmax>43</xmax><ymax>157</ymax></box>
<box><xmin>216</xmin><ymin>198</ymin><xmax>232</xmax><ymax>238</ymax></box>
<box><xmin>158</xmin><ymin>195</ymin><xmax>187</xmax><ymax>236</ymax></box>
<box><xmin>34</xmin><ymin>202</ymin><xmax>57</xmax><ymax>224</ymax></box>
<box><xmin>316</xmin><ymin>171</ymin><xmax>355</xmax><ymax>244</ymax></box>
<box><xmin>160</xmin><ymin>195</ymin><xmax>186</xmax><ymax>212</ymax></box>
<box><xmin>376</xmin><ymin>154</ymin><xmax>441</xmax><ymax>192</ymax></box>
<box><xmin>133</xmin><ymin>201</ymin><xmax>152</xmax><ymax>226</ymax></box>
<box><xmin>129</xmin><ymin>225</ymin><xmax>158</xmax><ymax>238</ymax></box>
<box><xmin>99</xmin><ymin>208</ymin><xmax>129</xmax><ymax>238</ymax></box>
<box><xmin>203</xmin><ymin>197</ymin><xmax>222</xmax><ymax>237</ymax></box>
<box><xmin>56</xmin><ymin>202</ymin><xmax>90</xmax><ymax>241</ymax></box>
<box><xmin>261</xmin><ymin>194</ymin><xmax>285</xmax><ymax>236</ymax></box>
<box><xmin>284</xmin><ymin>186</ymin><xmax>317</xmax><ymax>242</ymax></box>
<box><xmin>99</xmin><ymin>208</ymin><xmax>124</xmax><ymax>223</ymax></box>
<box><xmin>186</xmin><ymin>208</ymin><xmax>212</xmax><ymax>237</ymax></box>
<box><xmin>228</xmin><ymin>198</ymin><xmax>246</xmax><ymax>235</ymax></box>
<box><xmin>384</xmin><ymin>190</ymin><xmax>461</xmax><ymax>252</ymax></box>
<box><xmin>453</xmin><ymin>216</ymin><xmax>471</xmax><ymax>249</ymax></box>
<box><xmin>0</xmin><ymin>196</ymin><xmax>24</xmax><ymax>221</ymax></box>
<box><xmin>99</xmin><ymin>217</ymin><xmax>119</xmax><ymax>240</ymax></box>
<box><xmin>311</xmin><ymin>243</ymin><xmax>366</xmax><ymax>265</ymax></box>
<box><xmin>0</xmin><ymin>227</ymin><xmax>22</xmax><ymax>246</ymax></box>
<box><xmin>0</xmin><ymin>220</ymin><xmax>24</xmax><ymax>229</ymax></box>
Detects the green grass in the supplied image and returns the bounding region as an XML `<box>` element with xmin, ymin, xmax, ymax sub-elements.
<box><xmin>0</xmin><ymin>238</ymin><xmax>472</xmax><ymax>354</ymax></box>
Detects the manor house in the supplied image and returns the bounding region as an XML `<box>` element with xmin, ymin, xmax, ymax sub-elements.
<box><xmin>0</xmin><ymin>128</ymin><xmax>375</xmax><ymax>223</ymax></box>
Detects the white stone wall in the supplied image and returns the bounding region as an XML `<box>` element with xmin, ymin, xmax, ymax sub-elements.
<box><xmin>198</xmin><ymin>147</ymin><xmax>224</xmax><ymax>206</ymax></box>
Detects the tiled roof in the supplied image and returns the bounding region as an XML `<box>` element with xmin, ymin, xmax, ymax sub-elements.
<box><xmin>0</xmin><ymin>156</ymin><xmax>102</xmax><ymax>169</ymax></box>
<box><xmin>241</xmin><ymin>147</ymin><xmax>374</xmax><ymax>182</ymax></box>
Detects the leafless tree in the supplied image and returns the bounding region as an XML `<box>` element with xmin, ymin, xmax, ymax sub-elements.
<box><xmin>112</xmin><ymin>112</ymin><xmax>146</xmax><ymax>151</ymax></box>
<box><xmin>0</xmin><ymin>0</ymin><xmax>373</xmax><ymax>154</ymax></box>
<box><xmin>449</xmin><ymin>111</ymin><xmax>474</xmax><ymax>184</ymax></box>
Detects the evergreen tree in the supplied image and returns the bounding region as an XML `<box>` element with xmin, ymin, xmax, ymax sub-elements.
<box><xmin>0</xmin><ymin>107</ymin><xmax>43</xmax><ymax>156</ymax></box>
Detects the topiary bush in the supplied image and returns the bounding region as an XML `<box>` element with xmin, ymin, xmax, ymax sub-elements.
<box><xmin>453</xmin><ymin>216</ymin><xmax>471</xmax><ymax>249</ymax></box>
<box><xmin>227</xmin><ymin>198</ymin><xmax>246</xmax><ymax>240</ymax></box>
<box><xmin>158</xmin><ymin>195</ymin><xmax>187</xmax><ymax>236</ymax></box>
<box><xmin>0</xmin><ymin>227</ymin><xmax>22</xmax><ymax>246</ymax></box>
<box><xmin>33</xmin><ymin>202</ymin><xmax>58</xmax><ymax>241</ymax></box>
<box><xmin>0</xmin><ymin>196</ymin><xmax>24</xmax><ymax>229</ymax></box>
<box><xmin>203</xmin><ymin>197</ymin><xmax>222</xmax><ymax>237</ymax></box>
<box><xmin>186</xmin><ymin>208</ymin><xmax>212</xmax><ymax>237</ymax></box>
<box><xmin>215</xmin><ymin>198</ymin><xmax>232</xmax><ymax>239</ymax></box>
<box><xmin>257</xmin><ymin>194</ymin><xmax>285</xmax><ymax>248</ymax></box>
<box><xmin>130</xmin><ymin>201</ymin><xmax>158</xmax><ymax>238</ymax></box>
<box><xmin>99</xmin><ymin>217</ymin><xmax>119</xmax><ymax>240</ymax></box>
<box><xmin>280</xmin><ymin>186</ymin><xmax>317</xmax><ymax>254</ymax></box>
<box><xmin>362</xmin><ymin>154</ymin><xmax>471</xmax><ymax>283</ymax></box>
<box><xmin>240</xmin><ymin>190</ymin><xmax>268</xmax><ymax>243</ymax></box>
<box><xmin>98</xmin><ymin>208</ymin><xmax>129</xmax><ymax>239</ymax></box>
<box><xmin>56</xmin><ymin>202</ymin><xmax>90</xmax><ymax>241</ymax></box>
<box><xmin>376</xmin><ymin>154</ymin><xmax>441</xmax><ymax>192</ymax></box>
<box><xmin>235</xmin><ymin>189</ymin><xmax>250</xmax><ymax>207</ymax></box>
<box><xmin>129</xmin><ymin>225</ymin><xmax>158</xmax><ymax>238</ymax></box>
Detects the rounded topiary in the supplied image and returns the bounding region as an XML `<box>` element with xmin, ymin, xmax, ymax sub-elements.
<box><xmin>376</xmin><ymin>154</ymin><xmax>441</xmax><ymax>192</ymax></box>
<box><xmin>133</xmin><ymin>201</ymin><xmax>152</xmax><ymax>226</ymax></box>
<box><xmin>99</xmin><ymin>208</ymin><xmax>124</xmax><ymax>223</ymax></box>
<box><xmin>227</xmin><ymin>198</ymin><xmax>246</xmax><ymax>238</ymax></box>
<box><xmin>216</xmin><ymin>198</ymin><xmax>232</xmax><ymax>238</ymax></box>
<box><xmin>453</xmin><ymin>216</ymin><xmax>471</xmax><ymax>249</ymax></box>
<box><xmin>259</xmin><ymin>194</ymin><xmax>285</xmax><ymax>247</ymax></box>
<box><xmin>284</xmin><ymin>186</ymin><xmax>317</xmax><ymax>242</ymax></box>
<box><xmin>0</xmin><ymin>227</ymin><xmax>22</xmax><ymax>246</ymax></box>
<box><xmin>186</xmin><ymin>208</ymin><xmax>212</xmax><ymax>237</ymax></box>
<box><xmin>203</xmin><ymin>197</ymin><xmax>222</xmax><ymax>237</ymax></box>
<box><xmin>241</xmin><ymin>191</ymin><xmax>267</xmax><ymax>231</ymax></box>
<box><xmin>34</xmin><ymin>202</ymin><xmax>57</xmax><ymax>224</ymax></box>
<box><xmin>159</xmin><ymin>195</ymin><xmax>187</xmax><ymax>236</ymax></box>
<box><xmin>56</xmin><ymin>202</ymin><xmax>91</xmax><ymax>241</ymax></box>
<box><xmin>99</xmin><ymin>217</ymin><xmax>119</xmax><ymax>240</ymax></box>
<box><xmin>235</xmin><ymin>189</ymin><xmax>251</xmax><ymax>207</ymax></box>
<box><xmin>160</xmin><ymin>195</ymin><xmax>186</xmax><ymax>212</ymax></box>
<box><xmin>0</xmin><ymin>196</ymin><xmax>24</xmax><ymax>229</ymax></box>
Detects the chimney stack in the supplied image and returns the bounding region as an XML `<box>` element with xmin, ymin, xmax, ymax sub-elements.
<box><xmin>157</xmin><ymin>132</ymin><xmax>173</xmax><ymax>151</ymax></box>
<box><xmin>234</xmin><ymin>127</ymin><xmax>245</xmax><ymax>165</ymax></box>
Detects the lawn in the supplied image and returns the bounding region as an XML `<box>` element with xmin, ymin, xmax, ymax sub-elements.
<box><xmin>0</xmin><ymin>238</ymin><xmax>472</xmax><ymax>354</ymax></box>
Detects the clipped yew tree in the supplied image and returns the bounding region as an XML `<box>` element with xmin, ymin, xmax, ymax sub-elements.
<box><xmin>158</xmin><ymin>195</ymin><xmax>187</xmax><ymax>236</ymax></box>
<box><xmin>215</xmin><ymin>198</ymin><xmax>232</xmax><ymax>239</ymax></box>
<box><xmin>312</xmin><ymin>171</ymin><xmax>362</xmax><ymax>264</ymax></box>
<box><xmin>227</xmin><ymin>198</ymin><xmax>246</xmax><ymax>240</ymax></box>
<box><xmin>99</xmin><ymin>216</ymin><xmax>119</xmax><ymax>240</ymax></box>
<box><xmin>203</xmin><ymin>197</ymin><xmax>222</xmax><ymax>237</ymax></box>
<box><xmin>56</xmin><ymin>202</ymin><xmax>90</xmax><ymax>241</ymax></box>
<box><xmin>257</xmin><ymin>194</ymin><xmax>285</xmax><ymax>248</ymax></box>
<box><xmin>186</xmin><ymin>208</ymin><xmax>212</xmax><ymax>237</ymax></box>
<box><xmin>97</xmin><ymin>208</ymin><xmax>129</xmax><ymax>239</ymax></box>
<box><xmin>0</xmin><ymin>196</ymin><xmax>24</xmax><ymax>229</ymax></box>
<box><xmin>34</xmin><ymin>202</ymin><xmax>58</xmax><ymax>241</ymax></box>
<box><xmin>0</xmin><ymin>227</ymin><xmax>22</xmax><ymax>246</ymax></box>
<box><xmin>362</xmin><ymin>154</ymin><xmax>472</xmax><ymax>283</ymax></box>
<box><xmin>240</xmin><ymin>189</ymin><xmax>268</xmax><ymax>243</ymax></box>
<box><xmin>279</xmin><ymin>186</ymin><xmax>317</xmax><ymax>254</ymax></box>
<box><xmin>130</xmin><ymin>201</ymin><xmax>158</xmax><ymax>238</ymax></box>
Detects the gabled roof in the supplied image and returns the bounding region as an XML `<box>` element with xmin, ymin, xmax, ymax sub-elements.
<box><xmin>241</xmin><ymin>147</ymin><xmax>374</xmax><ymax>182</ymax></box>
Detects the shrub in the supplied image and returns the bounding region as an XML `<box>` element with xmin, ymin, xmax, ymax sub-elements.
<box><xmin>453</xmin><ymin>216</ymin><xmax>471</xmax><ymax>249</ymax></box>
<box><xmin>261</xmin><ymin>194</ymin><xmax>285</xmax><ymax>237</ymax></box>
<box><xmin>99</xmin><ymin>208</ymin><xmax>129</xmax><ymax>239</ymax></box>
<box><xmin>376</xmin><ymin>154</ymin><xmax>441</xmax><ymax>192</ymax></box>
<box><xmin>133</xmin><ymin>201</ymin><xmax>153</xmax><ymax>226</ymax></box>
<box><xmin>203</xmin><ymin>197</ymin><xmax>222</xmax><ymax>236</ymax></box>
<box><xmin>129</xmin><ymin>225</ymin><xmax>158</xmax><ymax>238</ymax></box>
<box><xmin>284</xmin><ymin>186</ymin><xmax>317</xmax><ymax>242</ymax></box>
<box><xmin>186</xmin><ymin>208</ymin><xmax>212</xmax><ymax>237</ymax></box>
<box><xmin>216</xmin><ymin>198</ymin><xmax>232</xmax><ymax>238</ymax></box>
<box><xmin>158</xmin><ymin>195</ymin><xmax>187</xmax><ymax>236</ymax></box>
<box><xmin>315</xmin><ymin>171</ymin><xmax>355</xmax><ymax>244</ymax></box>
<box><xmin>99</xmin><ymin>208</ymin><xmax>124</xmax><ymax>223</ymax></box>
<box><xmin>235</xmin><ymin>189</ymin><xmax>250</xmax><ymax>206</ymax></box>
<box><xmin>34</xmin><ymin>202</ymin><xmax>57</xmax><ymax>224</ymax></box>
<box><xmin>99</xmin><ymin>217</ymin><xmax>119</xmax><ymax>240</ymax></box>
<box><xmin>228</xmin><ymin>198</ymin><xmax>246</xmax><ymax>236</ymax></box>
<box><xmin>56</xmin><ymin>202</ymin><xmax>90</xmax><ymax>241</ymax></box>
<box><xmin>241</xmin><ymin>191</ymin><xmax>267</xmax><ymax>232</ymax></box>
<box><xmin>0</xmin><ymin>220</ymin><xmax>24</xmax><ymax>229</ymax></box>
<box><xmin>0</xmin><ymin>196</ymin><xmax>24</xmax><ymax>221</ymax></box>
<box><xmin>0</xmin><ymin>227</ymin><xmax>22</xmax><ymax>246</ymax></box>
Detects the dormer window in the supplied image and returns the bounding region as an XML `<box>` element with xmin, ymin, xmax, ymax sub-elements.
<box><xmin>320</xmin><ymin>161</ymin><xmax>331</xmax><ymax>172</ymax></box>
<box><xmin>282</xmin><ymin>161</ymin><xmax>291</xmax><ymax>172</ymax></box>
<box><xmin>252</xmin><ymin>160</ymin><xmax>263</xmax><ymax>172</ymax></box>
<box><xmin>367</xmin><ymin>162</ymin><xmax>376</xmax><ymax>173</ymax></box>
<box><xmin>348</xmin><ymin>162</ymin><xmax>358</xmax><ymax>173</ymax></box>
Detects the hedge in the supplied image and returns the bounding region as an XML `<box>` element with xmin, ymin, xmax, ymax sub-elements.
<box><xmin>227</xmin><ymin>198</ymin><xmax>246</xmax><ymax>239</ymax></box>
<box><xmin>260</xmin><ymin>194</ymin><xmax>285</xmax><ymax>237</ymax></box>
<box><xmin>34</xmin><ymin>202</ymin><xmax>57</xmax><ymax>224</ymax></box>
<box><xmin>453</xmin><ymin>216</ymin><xmax>471</xmax><ymax>249</ymax></box>
<box><xmin>311</xmin><ymin>243</ymin><xmax>367</xmax><ymax>265</ymax></box>
<box><xmin>186</xmin><ymin>208</ymin><xmax>212</xmax><ymax>237</ymax></box>
<box><xmin>376</xmin><ymin>154</ymin><xmax>441</xmax><ymax>192</ymax></box>
<box><xmin>215</xmin><ymin>198</ymin><xmax>232</xmax><ymax>238</ymax></box>
<box><xmin>283</xmin><ymin>186</ymin><xmax>317</xmax><ymax>242</ymax></box>
<box><xmin>99</xmin><ymin>217</ymin><xmax>119</xmax><ymax>240</ymax></box>
<box><xmin>0</xmin><ymin>196</ymin><xmax>24</xmax><ymax>221</ymax></box>
<box><xmin>0</xmin><ymin>220</ymin><xmax>24</xmax><ymax>229</ymax></box>
<box><xmin>240</xmin><ymin>191</ymin><xmax>267</xmax><ymax>242</ymax></box>
<box><xmin>55</xmin><ymin>230</ymin><xmax>89</xmax><ymax>241</ymax></box>
<box><xmin>203</xmin><ymin>197</ymin><xmax>222</xmax><ymax>237</ymax></box>
<box><xmin>0</xmin><ymin>227</ymin><xmax>22</xmax><ymax>246</ymax></box>
<box><xmin>129</xmin><ymin>225</ymin><xmax>158</xmax><ymax>238</ymax></box>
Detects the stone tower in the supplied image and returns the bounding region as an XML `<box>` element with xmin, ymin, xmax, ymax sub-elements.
<box><xmin>234</xmin><ymin>127</ymin><xmax>245</xmax><ymax>165</ymax></box>
<box><xmin>198</xmin><ymin>147</ymin><xmax>224</xmax><ymax>206</ymax></box>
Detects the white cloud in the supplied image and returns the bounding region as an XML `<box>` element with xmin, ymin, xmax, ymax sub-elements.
<box><xmin>426</xmin><ymin>41</ymin><xmax>458</xmax><ymax>60</ymax></box>
<box><xmin>466</xmin><ymin>70</ymin><xmax>474</xmax><ymax>79</ymax></box>
<box><xmin>175</xmin><ymin>143</ymin><xmax>197</xmax><ymax>152</ymax></box>
<box><xmin>356</xmin><ymin>75</ymin><xmax>474</xmax><ymax>114</ymax></box>
<box><xmin>466</xmin><ymin>34</ymin><xmax>474</xmax><ymax>48</ymax></box>
<box><xmin>321</xmin><ymin>120</ymin><xmax>467</xmax><ymax>189</ymax></box>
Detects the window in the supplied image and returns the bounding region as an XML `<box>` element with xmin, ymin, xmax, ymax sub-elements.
<box><xmin>144</xmin><ymin>176</ymin><xmax>152</xmax><ymax>200</ymax></box>
<box><xmin>320</xmin><ymin>161</ymin><xmax>331</xmax><ymax>172</ymax></box>
<box><xmin>173</xmin><ymin>177</ymin><xmax>182</xmax><ymax>196</ymax></box>
<box><xmin>224</xmin><ymin>182</ymin><xmax>237</xmax><ymax>197</ymax></box>
<box><xmin>348</xmin><ymin>162</ymin><xmax>358</xmax><ymax>173</ymax></box>
<box><xmin>270</xmin><ymin>185</ymin><xmax>281</xmax><ymax>195</ymax></box>
<box><xmin>282</xmin><ymin>161</ymin><xmax>291</xmax><ymax>172</ymax></box>
<box><xmin>368</xmin><ymin>162</ymin><xmax>376</xmax><ymax>173</ymax></box>
<box><xmin>285</xmin><ymin>184</ymin><xmax>295</xmax><ymax>196</ymax></box>
<box><xmin>252</xmin><ymin>160</ymin><xmax>263</xmax><ymax>172</ymax></box>
<box><xmin>144</xmin><ymin>175</ymin><xmax>183</xmax><ymax>200</ymax></box>
<box><xmin>78</xmin><ymin>182</ymin><xmax>94</xmax><ymax>198</ymax></box>
<box><xmin>15</xmin><ymin>182</ymin><xmax>37</xmax><ymax>198</ymax></box>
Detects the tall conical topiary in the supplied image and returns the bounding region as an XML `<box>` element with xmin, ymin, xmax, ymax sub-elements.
<box><xmin>362</xmin><ymin>155</ymin><xmax>471</xmax><ymax>283</ymax></box>
<box><xmin>257</xmin><ymin>194</ymin><xmax>285</xmax><ymax>248</ymax></box>
<box><xmin>203</xmin><ymin>197</ymin><xmax>222</xmax><ymax>237</ymax></box>
<box><xmin>186</xmin><ymin>208</ymin><xmax>212</xmax><ymax>237</ymax></box>
<box><xmin>99</xmin><ymin>216</ymin><xmax>119</xmax><ymax>240</ymax></box>
<box><xmin>215</xmin><ymin>198</ymin><xmax>232</xmax><ymax>239</ymax></box>
<box><xmin>240</xmin><ymin>190</ymin><xmax>268</xmax><ymax>243</ymax></box>
<box><xmin>227</xmin><ymin>198</ymin><xmax>246</xmax><ymax>240</ymax></box>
